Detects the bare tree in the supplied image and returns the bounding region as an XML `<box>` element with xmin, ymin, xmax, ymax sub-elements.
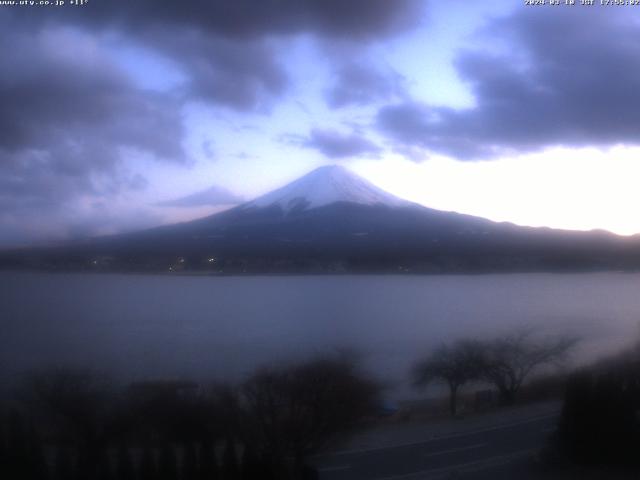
<box><xmin>241</xmin><ymin>356</ymin><xmax>379</xmax><ymax>477</ymax></box>
<box><xmin>413</xmin><ymin>340</ymin><xmax>486</xmax><ymax>416</ymax></box>
<box><xmin>482</xmin><ymin>328</ymin><xmax>577</xmax><ymax>405</ymax></box>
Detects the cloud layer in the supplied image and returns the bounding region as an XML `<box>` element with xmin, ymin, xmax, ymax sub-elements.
<box><xmin>159</xmin><ymin>185</ymin><xmax>244</xmax><ymax>208</ymax></box>
<box><xmin>304</xmin><ymin>129</ymin><xmax>381</xmax><ymax>159</ymax></box>
<box><xmin>377</xmin><ymin>9</ymin><xmax>640</xmax><ymax>159</ymax></box>
<box><xmin>0</xmin><ymin>0</ymin><xmax>422</xmax><ymax>244</ymax></box>
<box><xmin>6</xmin><ymin>3</ymin><xmax>640</xmax><ymax>244</ymax></box>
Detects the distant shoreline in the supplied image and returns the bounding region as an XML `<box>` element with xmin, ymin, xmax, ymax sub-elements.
<box><xmin>1</xmin><ymin>267</ymin><xmax>639</xmax><ymax>277</ymax></box>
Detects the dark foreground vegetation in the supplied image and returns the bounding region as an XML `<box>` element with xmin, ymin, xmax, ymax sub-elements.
<box><xmin>0</xmin><ymin>356</ymin><xmax>379</xmax><ymax>480</ymax></box>
<box><xmin>551</xmin><ymin>342</ymin><xmax>640</xmax><ymax>470</ymax></box>
<box><xmin>4</xmin><ymin>330</ymin><xmax>640</xmax><ymax>479</ymax></box>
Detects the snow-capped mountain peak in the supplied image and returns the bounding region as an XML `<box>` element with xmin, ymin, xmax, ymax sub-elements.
<box><xmin>242</xmin><ymin>165</ymin><xmax>409</xmax><ymax>213</ymax></box>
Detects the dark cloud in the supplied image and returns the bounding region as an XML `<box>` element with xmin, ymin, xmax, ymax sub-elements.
<box><xmin>325</xmin><ymin>62</ymin><xmax>406</xmax><ymax>108</ymax></box>
<box><xmin>0</xmin><ymin>22</ymin><xmax>186</xmax><ymax>245</ymax></box>
<box><xmin>0</xmin><ymin>25</ymin><xmax>185</xmax><ymax>207</ymax></box>
<box><xmin>163</xmin><ymin>32</ymin><xmax>288</xmax><ymax>111</ymax></box>
<box><xmin>303</xmin><ymin>128</ymin><xmax>381</xmax><ymax>159</ymax></box>
<box><xmin>377</xmin><ymin>8</ymin><xmax>640</xmax><ymax>160</ymax></box>
<box><xmin>0</xmin><ymin>0</ymin><xmax>425</xmax><ymax>244</ymax></box>
<box><xmin>40</xmin><ymin>0</ymin><xmax>423</xmax><ymax>40</ymax></box>
<box><xmin>10</xmin><ymin>0</ymin><xmax>424</xmax><ymax>111</ymax></box>
<box><xmin>158</xmin><ymin>186</ymin><xmax>244</xmax><ymax>208</ymax></box>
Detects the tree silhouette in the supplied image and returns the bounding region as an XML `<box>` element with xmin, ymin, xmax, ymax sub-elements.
<box><xmin>241</xmin><ymin>356</ymin><xmax>379</xmax><ymax>475</ymax></box>
<box><xmin>413</xmin><ymin>340</ymin><xmax>486</xmax><ymax>416</ymax></box>
<box><xmin>483</xmin><ymin>328</ymin><xmax>577</xmax><ymax>405</ymax></box>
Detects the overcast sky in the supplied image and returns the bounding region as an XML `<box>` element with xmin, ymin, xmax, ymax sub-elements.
<box><xmin>2</xmin><ymin>0</ymin><xmax>640</xmax><ymax>246</ymax></box>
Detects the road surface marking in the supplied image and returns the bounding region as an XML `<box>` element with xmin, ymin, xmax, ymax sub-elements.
<box><xmin>422</xmin><ymin>442</ymin><xmax>486</xmax><ymax>458</ymax></box>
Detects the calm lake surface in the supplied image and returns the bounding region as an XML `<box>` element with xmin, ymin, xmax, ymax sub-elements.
<box><xmin>2</xmin><ymin>271</ymin><xmax>640</xmax><ymax>399</ymax></box>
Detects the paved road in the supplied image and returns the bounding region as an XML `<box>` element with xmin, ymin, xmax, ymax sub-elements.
<box><xmin>313</xmin><ymin>412</ymin><xmax>558</xmax><ymax>480</ymax></box>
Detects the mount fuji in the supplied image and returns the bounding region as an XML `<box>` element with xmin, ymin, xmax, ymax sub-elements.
<box><xmin>242</xmin><ymin>165</ymin><xmax>410</xmax><ymax>213</ymax></box>
<box><xmin>3</xmin><ymin>165</ymin><xmax>640</xmax><ymax>273</ymax></box>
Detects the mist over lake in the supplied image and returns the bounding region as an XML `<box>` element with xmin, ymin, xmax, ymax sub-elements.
<box><xmin>1</xmin><ymin>271</ymin><xmax>637</xmax><ymax>399</ymax></box>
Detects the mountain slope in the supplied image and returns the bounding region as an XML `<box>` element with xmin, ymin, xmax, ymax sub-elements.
<box><xmin>242</xmin><ymin>165</ymin><xmax>410</xmax><ymax>212</ymax></box>
<box><xmin>2</xmin><ymin>165</ymin><xmax>640</xmax><ymax>273</ymax></box>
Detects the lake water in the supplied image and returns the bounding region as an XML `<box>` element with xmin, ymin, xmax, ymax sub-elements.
<box><xmin>2</xmin><ymin>271</ymin><xmax>640</xmax><ymax>399</ymax></box>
